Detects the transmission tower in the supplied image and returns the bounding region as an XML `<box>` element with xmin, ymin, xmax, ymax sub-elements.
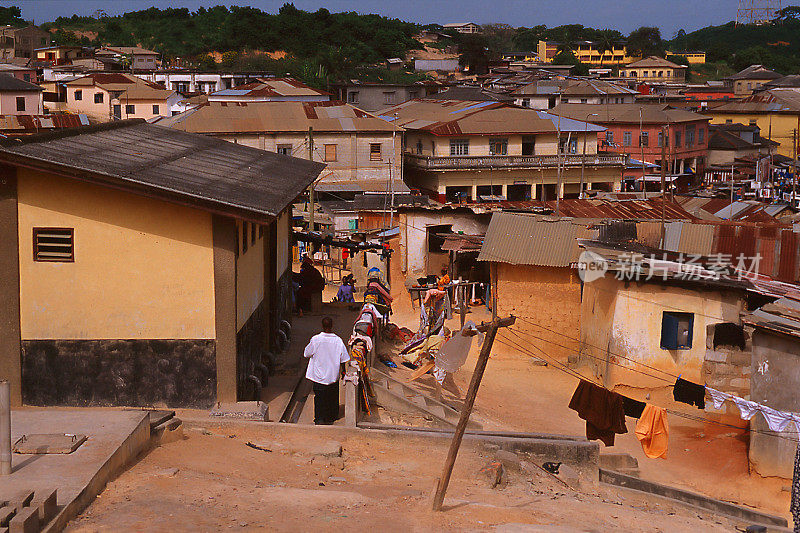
<box><xmin>736</xmin><ymin>0</ymin><xmax>783</xmax><ymax>25</ymax></box>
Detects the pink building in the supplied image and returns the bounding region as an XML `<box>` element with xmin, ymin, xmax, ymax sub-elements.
<box><xmin>551</xmin><ymin>103</ymin><xmax>710</xmax><ymax>189</ymax></box>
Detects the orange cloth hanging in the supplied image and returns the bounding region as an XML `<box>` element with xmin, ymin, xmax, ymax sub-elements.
<box><xmin>635</xmin><ymin>404</ymin><xmax>669</xmax><ymax>459</ymax></box>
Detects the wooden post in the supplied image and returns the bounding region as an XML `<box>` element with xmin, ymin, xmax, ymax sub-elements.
<box><xmin>432</xmin><ymin>315</ymin><xmax>516</xmax><ymax>511</ymax></box>
<box><xmin>459</xmin><ymin>285</ymin><xmax>466</xmax><ymax>329</ymax></box>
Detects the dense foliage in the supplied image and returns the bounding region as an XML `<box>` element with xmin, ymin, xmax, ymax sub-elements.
<box><xmin>668</xmin><ymin>6</ymin><xmax>800</xmax><ymax>74</ymax></box>
<box><xmin>42</xmin><ymin>3</ymin><xmax>423</xmax><ymax>83</ymax></box>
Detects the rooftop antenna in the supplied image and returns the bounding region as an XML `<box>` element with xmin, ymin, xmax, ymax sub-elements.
<box><xmin>736</xmin><ymin>0</ymin><xmax>783</xmax><ymax>25</ymax></box>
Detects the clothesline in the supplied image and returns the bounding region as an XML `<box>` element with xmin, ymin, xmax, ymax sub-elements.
<box><xmin>506</xmin><ymin>321</ymin><xmax>800</xmax><ymax>439</ymax></box>
<box><xmin>492</xmin><ymin>330</ymin><xmax>800</xmax><ymax>445</ymax></box>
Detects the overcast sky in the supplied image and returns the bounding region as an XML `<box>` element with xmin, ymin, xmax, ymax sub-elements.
<box><xmin>15</xmin><ymin>0</ymin><xmax>740</xmax><ymax>37</ymax></box>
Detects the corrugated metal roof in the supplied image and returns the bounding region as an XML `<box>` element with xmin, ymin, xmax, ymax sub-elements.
<box><xmin>0</xmin><ymin>120</ymin><xmax>324</xmax><ymax>221</ymax></box>
<box><xmin>478</xmin><ymin>212</ymin><xmax>595</xmax><ymax>267</ymax></box>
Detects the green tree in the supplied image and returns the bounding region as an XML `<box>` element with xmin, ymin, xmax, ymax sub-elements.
<box><xmin>627</xmin><ymin>26</ymin><xmax>665</xmax><ymax>57</ymax></box>
<box><xmin>0</xmin><ymin>6</ymin><xmax>25</xmax><ymax>27</ymax></box>
<box><xmin>458</xmin><ymin>34</ymin><xmax>492</xmax><ymax>74</ymax></box>
<box><xmin>551</xmin><ymin>49</ymin><xmax>589</xmax><ymax>75</ymax></box>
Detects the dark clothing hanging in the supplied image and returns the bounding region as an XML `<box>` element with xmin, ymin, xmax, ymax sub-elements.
<box><xmin>673</xmin><ymin>378</ymin><xmax>706</xmax><ymax>409</ymax></box>
<box><xmin>791</xmin><ymin>443</ymin><xmax>799</xmax><ymax>533</ymax></box>
<box><xmin>568</xmin><ymin>380</ymin><xmax>628</xmax><ymax>446</ymax></box>
<box><xmin>622</xmin><ymin>395</ymin><xmax>646</xmax><ymax>419</ymax></box>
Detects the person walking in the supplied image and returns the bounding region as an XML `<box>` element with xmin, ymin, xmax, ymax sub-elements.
<box><xmin>303</xmin><ymin>316</ymin><xmax>349</xmax><ymax>425</ymax></box>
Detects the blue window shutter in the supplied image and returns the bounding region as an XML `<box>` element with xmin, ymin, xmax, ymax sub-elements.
<box><xmin>661</xmin><ymin>312</ymin><xmax>679</xmax><ymax>350</ymax></box>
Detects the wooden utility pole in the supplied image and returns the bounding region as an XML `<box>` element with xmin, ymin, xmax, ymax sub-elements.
<box><xmin>308</xmin><ymin>127</ymin><xmax>315</xmax><ymax>232</ymax></box>
<box><xmin>793</xmin><ymin>127</ymin><xmax>798</xmax><ymax>207</ymax></box>
<box><xmin>432</xmin><ymin>315</ymin><xmax>516</xmax><ymax>511</ymax></box>
<box><xmin>660</xmin><ymin>125</ymin><xmax>667</xmax><ymax>248</ymax></box>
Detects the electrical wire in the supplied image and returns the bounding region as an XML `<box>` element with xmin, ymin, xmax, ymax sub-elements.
<box><xmin>488</xmin><ymin>324</ymin><xmax>800</xmax><ymax>443</ymax></box>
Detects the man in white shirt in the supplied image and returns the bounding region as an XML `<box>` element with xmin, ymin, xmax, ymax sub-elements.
<box><xmin>304</xmin><ymin>316</ymin><xmax>350</xmax><ymax>425</ymax></box>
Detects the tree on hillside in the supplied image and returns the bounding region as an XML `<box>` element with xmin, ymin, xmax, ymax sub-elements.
<box><xmin>512</xmin><ymin>25</ymin><xmax>547</xmax><ymax>52</ymax></box>
<box><xmin>458</xmin><ymin>34</ymin><xmax>492</xmax><ymax>74</ymax></box>
<box><xmin>0</xmin><ymin>6</ymin><xmax>25</xmax><ymax>27</ymax></box>
<box><xmin>595</xmin><ymin>29</ymin><xmax>619</xmax><ymax>66</ymax></box>
<box><xmin>627</xmin><ymin>26</ymin><xmax>665</xmax><ymax>57</ymax></box>
<box><xmin>551</xmin><ymin>49</ymin><xmax>589</xmax><ymax>75</ymax></box>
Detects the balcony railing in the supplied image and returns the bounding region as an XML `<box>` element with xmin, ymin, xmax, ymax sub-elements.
<box><xmin>404</xmin><ymin>152</ymin><xmax>628</xmax><ymax>170</ymax></box>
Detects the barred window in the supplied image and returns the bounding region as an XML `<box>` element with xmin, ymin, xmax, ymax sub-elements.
<box><xmin>33</xmin><ymin>227</ymin><xmax>74</xmax><ymax>262</ymax></box>
<box><xmin>370</xmin><ymin>143</ymin><xmax>382</xmax><ymax>161</ymax></box>
<box><xmin>449</xmin><ymin>138</ymin><xmax>469</xmax><ymax>156</ymax></box>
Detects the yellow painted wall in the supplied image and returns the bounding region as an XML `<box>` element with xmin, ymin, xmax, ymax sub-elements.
<box><xmin>707</xmin><ymin>112</ymin><xmax>800</xmax><ymax>157</ymax></box>
<box><xmin>17</xmin><ymin>169</ymin><xmax>216</xmax><ymax>339</ymax></box>
<box><xmin>580</xmin><ymin>275</ymin><xmax>744</xmax><ymax>389</ymax></box>
<box><xmin>235</xmin><ymin>220</ymin><xmax>265</xmax><ymax>330</ymax></box>
<box><xmin>65</xmin><ymin>86</ymin><xmax>111</xmax><ymax>122</ymax></box>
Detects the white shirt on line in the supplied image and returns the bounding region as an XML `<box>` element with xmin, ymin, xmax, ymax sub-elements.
<box><xmin>304</xmin><ymin>332</ymin><xmax>350</xmax><ymax>385</ymax></box>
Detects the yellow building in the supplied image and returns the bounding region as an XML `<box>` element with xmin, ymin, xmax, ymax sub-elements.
<box><xmin>667</xmin><ymin>51</ymin><xmax>706</xmax><ymax>64</ymax></box>
<box><xmin>725</xmin><ymin>64</ymin><xmax>783</xmax><ymax>96</ymax></box>
<box><xmin>0</xmin><ymin>120</ymin><xmax>322</xmax><ymax>407</ymax></box>
<box><xmin>705</xmin><ymin>89</ymin><xmax>800</xmax><ymax>157</ymax></box>
<box><xmin>619</xmin><ymin>56</ymin><xmax>687</xmax><ymax>83</ymax></box>
<box><xmin>380</xmin><ymin>99</ymin><xmax>626</xmax><ymax>202</ymax></box>
<box><xmin>63</xmin><ymin>72</ymin><xmax>180</xmax><ymax>123</ymax></box>
<box><xmin>537</xmin><ymin>40</ymin><xmax>638</xmax><ymax>65</ymax></box>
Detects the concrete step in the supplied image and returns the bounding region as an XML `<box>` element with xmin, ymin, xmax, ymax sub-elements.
<box><xmin>599</xmin><ymin>452</ymin><xmax>639</xmax><ymax>472</ymax></box>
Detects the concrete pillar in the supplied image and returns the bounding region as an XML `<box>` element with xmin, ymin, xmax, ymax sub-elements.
<box><xmin>344</xmin><ymin>361</ymin><xmax>358</xmax><ymax>427</ymax></box>
<box><xmin>212</xmin><ymin>216</ymin><xmax>238</xmax><ymax>403</ymax></box>
<box><xmin>1</xmin><ymin>380</ymin><xmax>10</xmax><ymax>475</ymax></box>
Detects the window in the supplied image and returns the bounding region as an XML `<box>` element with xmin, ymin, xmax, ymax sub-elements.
<box><xmin>445</xmin><ymin>186</ymin><xmax>471</xmax><ymax>202</ymax></box>
<box><xmin>449</xmin><ymin>138</ymin><xmax>469</xmax><ymax>156</ymax></box>
<box><xmin>623</xmin><ymin>131</ymin><xmax>632</xmax><ymax>147</ymax></box>
<box><xmin>383</xmin><ymin>91</ymin><xmax>396</xmax><ymax>105</ymax></box>
<box><xmin>698</xmin><ymin>128</ymin><xmax>705</xmax><ymax>143</ymax></box>
<box><xmin>33</xmin><ymin>227</ymin><xmax>74</xmax><ymax>262</ymax></box>
<box><xmin>251</xmin><ymin>222</ymin><xmax>256</xmax><ymax>245</ymax></box>
<box><xmin>241</xmin><ymin>223</ymin><xmax>248</xmax><ymax>254</ymax></box>
<box><xmin>489</xmin><ymin>137</ymin><xmax>508</xmax><ymax>156</ymax></box>
<box><xmin>661</xmin><ymin>311</ymin><xmax>693</xmax><ymax>350</ymax></box>
<box><xmin>324</xmin><ymin>144</ymin><xmax>337</xmax><ymax>162</ymax></box>
<box><xmin>347</xmin><ymin>91</ymin><xmax>359</xmax><ymax>104</ymax></box>
<box><xmin>521</xmin><ymin>98</ymin><xmax>530</xmax><ymax>107</ymax></box>
<box><xmin>152</xmin><ymin>104</ymin><xmax>159</xmax><ymax>114</ymax></box>
<box><xmin>94</xmin><ymin>92</ymin><xmax>103</xmax><ymax>104</ymax></box>
<box><xmin>409</xmin><ymin>90</ymin><xmax>419</xmax><ymax>99</ymax></box>
<box><xmin>642</xmin><ymin>71</ymin><xmax>648</xmax><ymax>78</ymax></box>
<box><xmin>658</xmin><ymin>71</ymin><xmax>663</xmax><ymax>77</ymax></box>
<box><xmin>476</xmin><ymin>185</ymin><xmax>503</xmax><ymax>200</ymax></box>
<box><xmin>277</xmin><ymin>144</ymin><xmax>292</xmax><ymax>156</ymax></box>
<box><xmin>113</xmin><ymin>104</ymin><xmax>121</xmax><ymax>120</ymax></box>
<box><xmin>23</xmin><ymin>73</ymin><xmax>30</xmax><ymax>82</ymax></box>
<box><xmin>521</xmin><ymin>135</ymin><xmax>535</xmax><ymax>155</ymax></box>
<box><xmin>606</xmin><ymin>131</ymin><xmax>614</xmax><ymax>146</ymax></box>
<box><xmin>74</xmin><ymin>90</ymin><xmax>82</xmax><ymax>101</ymax></box>
<box><xmin>369</xmin><ymin>143</ymin><xmax>382</xmax><ymax>161</ymax></box>
<box><xmin>416</xmin><ymin>140</ymin><xmax>423</xmax><ymax>154</ymax></box>
<box><xmin>686</xmin><ymin>125</ymin><xmax>695</xmax><ymax>146</ymax></box>
<box><xmin>640</xmin><ymin>131</ymin><xmax>649</xmax><ymax>147</ymax></box>
<box><xmin>40</xmin><ymin>37</ymin><xmax>46</xmax><ymax>45</ymax></box>
<box><xmin>15</xmin><ymin>96</ymin><xmax>24</xmax><ymax>112</ymax></box>
<box><xmin>125</xmin><ymin>104</ymin><xmax>135</xmax><ymax>115</ymax></box>
<box><xmin>580</xmin><ymin>98</ymin><xmax>587</xmax><ymax>104</ymax></box>
<box><xmin>666</xmin><ymin>70</ymin><xmax>671</xmax><ymax>77</ymax></box>
<box><xmin>674</xmin><ymin>130</ymin><xmax>682</xmax><ymax>147</ymax></box>
<box><xmin>749</xmin><ymin>119</ymin><xmax>757</xmax><ymax>126</ymax></box>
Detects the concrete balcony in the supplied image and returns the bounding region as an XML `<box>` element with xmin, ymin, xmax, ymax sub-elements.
<box><xmin>404</xmin><ymin>152</ymin><xmax>628</xmax><ymax>171</ymax></box>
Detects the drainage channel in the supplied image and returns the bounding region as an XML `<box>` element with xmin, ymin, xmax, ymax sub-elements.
<box><xmin>279</xmin><ymin>376</ymin><xmax>312</xmax><ymax>423</ymax></box>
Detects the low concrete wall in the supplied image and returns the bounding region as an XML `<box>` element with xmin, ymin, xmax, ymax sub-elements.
<box><xmin>44</xmin><ymin>412</ymin><xmax>151</xmax><ymax>532</ymax></box>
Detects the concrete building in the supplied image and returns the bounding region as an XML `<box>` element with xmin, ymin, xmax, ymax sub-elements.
<box><xmin>0</xmin><ymin>25</ymin><xmax>50</xmax><ymax>60</ymax></box>
<box><xmin>0</xmin><ymin>62</ymin><xmax>37</xmax><ymax>83</ymax></box>
<box><xmin>725</xmin><ymin>64</ymin><xmax>783</xmax><ymax>96</ymax></box>
<box><xmin>537</xmin><ymin>40</ymin><xmax>637</xmax><ymax>66</ymax></box>
<box><xmin>0</xmin><ymin>119</ymin><xmax>323</xmax><ymax>408</ymax></box>
<box><xmin>0</xmin><ymin>73</ymin><xmax>42</xmax><ymax>115</ymax></box>
<box><xmin>512</xmin><ymin>79</ymin><xmax>637</xmax><ymax>109</ymax></box>
<box><xmin>95</xmin><ymin>46</ymin><xmax>160</xmax><ymax>71</ymax></box>
<box><xmin>704</xmin><ymin>123</ymin><xmax>777</xmax><ymax>180</ymax></box>
<box><xmin>137</xmin><ymin>70</ymin><xmax>270</xmax><ymax>94</ymax></box>
<box><xmin>743</xmin><ymin>298</ymin><xmax>800</xmax><ymax>478</ymax></box>
<box><xmin>34</xmin><ymin>46</ymin><xmax>93</xmax><ymax>66</ymax></box>
<box><xmin>549</xmin><ymin>103</ymin><xmax>710</xmax><ymax>183</ymax></box>
<box><xmin>207</xmin><ymin>77</ymin><xmax>329</xmax><ymax>103</ymax></box>
<box><xmin>61</xmin><ymin>73</ymin><xmax>180</xmax><ymax>122</ymax></box>
<box><xmin>330</xmin><ymin>81</ymin><xmax>444</xmax><ymax>112</ymax></box>
<box><xmin>160</xmin><ymin>100</ymin><xmax>403</xmax><ymax>194</ymax></box>
<box><xmin>380</xmin><ymin>99</ymin><xmax>626</xmax><ymax>202</ymax></box>
<box><xmin>704</xmin><ymin>89</ymin><xmax>800</xmax><ymax>158</ymax></box>
<box><xmin>619</xmin><ymin>56</ymin><xmax>687</xmax><ymax>83</ymax></box>
<box><xmin>442</xmin><ymin>22</ymin><xmax>481</xmax><ymax>34</ymax></box>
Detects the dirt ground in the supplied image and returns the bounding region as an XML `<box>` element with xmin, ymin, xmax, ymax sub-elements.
<box><xmin>67</xmin><ymin>419</ymin><xmax>741</xmax><ymax>532</ymax></box>
<box><xmin>65</xmin><ymin>261</ymin><xmax>794</xmax><ymax>530</ymax></box>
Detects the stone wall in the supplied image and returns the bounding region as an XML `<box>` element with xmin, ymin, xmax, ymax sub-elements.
<box><xmin>702</xmin><ymin>323</ymin><xmax>752</xmax><ymax>427</ymax></box>
<box><xmin>22</xmin><ymin>339</ymin><xmax>216</xmax><ymax>408</ymax></box>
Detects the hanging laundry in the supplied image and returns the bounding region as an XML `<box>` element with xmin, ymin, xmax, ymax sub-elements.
<box><xmin>673</xmin><ymin>378</ymin><xmax>706</xmax><ymax>409</ymax></box>
<box><xmin>760</xmin><ymin>405</ymin><xmax>795</xmax><ymax>433</ymax></box>
<box><xmin>435</xmin><ymin>321</ymin><xmax>481</xmax><ymax>374</ymax></box>
<box><xmin>635</xmin><ymin>405</ymin><xmax>669</xmax><ymax>459</ymax></box>
<box><xmin>622</xmin><ymin>396</ymin><xmax>646</xmax><ymax>419</ymax></box>
<box><xmin>732</xmin><ymin>396</ymin><xmax>760</xmax><ymax>421</ymax></box>
<box><xmin>568</xmin><ymin>380</ymin><xmax>627</xmax><ymax>446</ymax></box>
<box><xmin>791</xmin><ymin>442</ymin><xmax>800</xmax><ymax>533</ymax></box>
<box><xmin>706</xmin><ymin>387</ymin><xmax>733</xmax><ymax>410</ymax></box>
